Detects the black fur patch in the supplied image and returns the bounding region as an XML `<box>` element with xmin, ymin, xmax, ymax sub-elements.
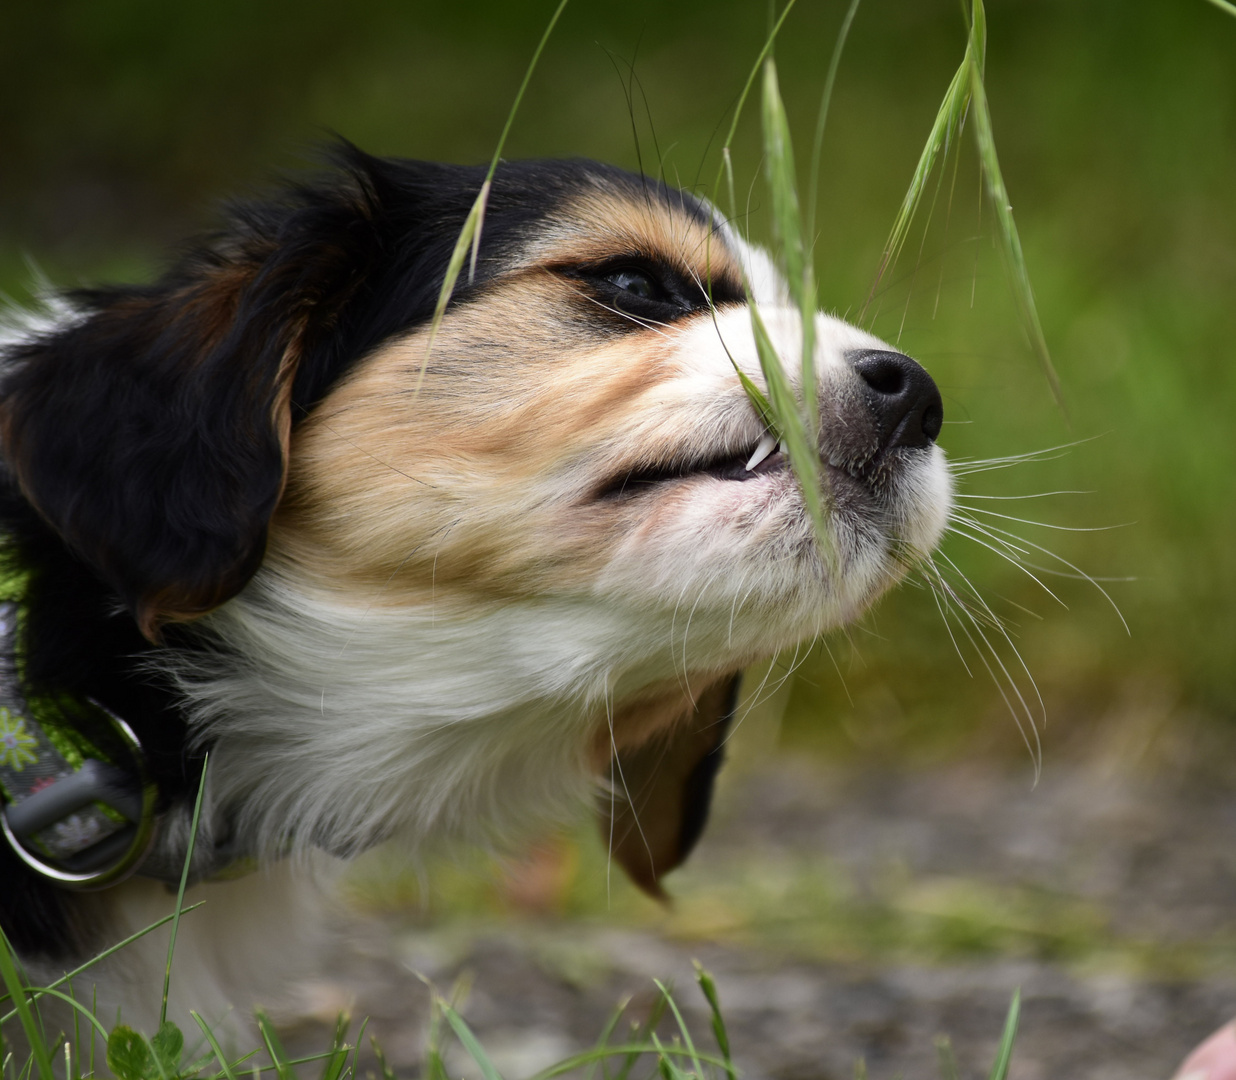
<box><xmin>675</xmin><ymin>674</ymin><xmax>740</xmax><ymax>863</ymax></box>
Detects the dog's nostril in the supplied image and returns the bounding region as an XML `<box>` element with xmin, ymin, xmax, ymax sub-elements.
<box><xmin>856</xmin><ymin>358</ymin><xmax>907</xmax><ymax>397</ymax></box>
<box><xmin>848</xmin><ymin>349</ymin><xmax>944</xmax><ymax>450</ymax></box>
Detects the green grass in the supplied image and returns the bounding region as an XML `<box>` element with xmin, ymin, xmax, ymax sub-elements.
<box><xmin>2</xmin><ymin>917</ymin><xmax>1022</xmax><ymax>1080</ymax></box>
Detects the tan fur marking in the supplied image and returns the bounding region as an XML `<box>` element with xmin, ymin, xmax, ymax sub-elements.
<box><xmin>269</xmin><ymin>267</ymin><xmax>714</xmax><ymax>603</ymax></box>
<box><xmin>265</xmin><ymin>184</ymin><xmax>757</xmax><ymax>611</ymax></box>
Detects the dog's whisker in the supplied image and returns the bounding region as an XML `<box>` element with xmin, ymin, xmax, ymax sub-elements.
<box><xmin>945</xmin><ymin>521</ymin><xmax>1069</xmax><ymax>609</ymax></box>
<box><xmin>925</xmin><ymin>559</ymin><xmax>1044</xmax><ymax>779</ymax></box>
<box><xmin>949</xmin><ymin>514</ymin><xmax>1036</xmax><ymax>557</ymax></box>
<box><xmin>923</xmin><ymin>568</ymin><xmax>975</xmax><ymax>678</ymax></box>
<box><xmin>953</xmin><ymin>490</ymin><xmax>1093</xmax><ymax>501</ymax></box>
<box><xmin>949</xmin><ymin>583</ymin><xmax>1043</xmax><ymax>779</ymax></box>
<box><xmin>958</xmin><ymin>518</ymin><xmax>1131</xmax><ymax>633</ymax></box>
<box><xmin>948</xmin><ymin>435</ymin><xmax>1102</xmax><ymax>474</ymax></box>
<box><xmin>935</xmin><ymin>548</ymin><xmax>1048</xmax><ymax>730</ymax></box>
<box><xmin>956</xmin><ymin>505</ymin><xmax>1133</xmax><ymax>533</ymax></box>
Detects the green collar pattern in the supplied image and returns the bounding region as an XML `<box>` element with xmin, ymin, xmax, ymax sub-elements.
<box><xmin>0</xmin><ymin>566</ymin><xmax>156</xmax><ymax>889</ymax></box>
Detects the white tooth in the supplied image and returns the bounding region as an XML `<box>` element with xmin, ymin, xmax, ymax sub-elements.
<box><xmin>745</xmin><ymin>431</ymin><xmax>778</xmax><ymax>472</ymax></box>
<box><xmin>779</xmin><ymin>440</ymin><xmax>788</xmax><ymax>455</ymax></box>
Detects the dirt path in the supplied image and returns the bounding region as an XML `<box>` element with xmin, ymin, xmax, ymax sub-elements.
<box><xmin>280</xmin><ymin>758</ymin><xmax>1236</xmax><ymax>1079</ymax></box>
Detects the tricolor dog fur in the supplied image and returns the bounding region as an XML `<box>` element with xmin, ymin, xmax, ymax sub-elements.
<box><xmin>0</xmin><ymin>147</ymin><xmax>951</xmax><ymax>1028</ymax></box>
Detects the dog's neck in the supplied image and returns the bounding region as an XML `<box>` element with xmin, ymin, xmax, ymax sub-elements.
<box><xmin>159</xmin><ymin>562</ymin><xmax>725</xmax><ymax>866</ymax></box>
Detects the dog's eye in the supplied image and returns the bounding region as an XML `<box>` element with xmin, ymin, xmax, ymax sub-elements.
<box><xmin>562</xmin><ymin>258</ymin><xmax>717</xmax><ymax>330</ymax></box>
<box><xmin>606</xmin><ymin>268</ymin><xmax>657</xmax><ymax>299</ymax></box>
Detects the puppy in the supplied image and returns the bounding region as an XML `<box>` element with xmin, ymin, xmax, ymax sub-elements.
<box><xmin>0</xmin><ymin>146</ymin><xmax>950</xmax><ymax>1029</ymax></box>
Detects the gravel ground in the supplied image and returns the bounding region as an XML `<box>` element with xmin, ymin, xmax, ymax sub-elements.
<box><xmin>278</xmin><ymin>757</ymin><xmax>1236</xmax><ymax>1079</ymax></box>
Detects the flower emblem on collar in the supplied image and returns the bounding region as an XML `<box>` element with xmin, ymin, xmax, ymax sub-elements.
<box><xmin>0</xmin><ymin>707</ymin><xmax>39</xmax><ymax>771</ymax></box>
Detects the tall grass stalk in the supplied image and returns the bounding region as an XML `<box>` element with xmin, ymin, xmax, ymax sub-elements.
<box><xmin>190</xmin><ymin>1012</ymin><xmax>238</xmax><ymax>1080</ymax></box>
<box><xmin>161</xmin><ymin>753</ymin><xmax>210</xmax><ymax>1027</ymax></box>
<box><xmin>0</xmin><ymin>924</ymin><xmax>55</xmax><ymax>1080</ymax></box>
<box><xmin>694</xmin><ymin>962</ymin><xmax>736</xmax><ymax>1080</ymax></box>
<box><xmin>417</xmin><ymin>0</ymin><xmax>570</xmax><ymax>388</ymax></box>
<box><xmin>865</xmin><ymin>0</ymin><xmax>1063</xmax><ymax>409</ymax></box>
<box><xmin>755</xmin><ymin>58</ymin><xmax>830</xmax><ymax>559</ymax></box>
<box><xmin>701</xmin><ymin>1</ymin><xmax>840</xmax><ymax>561</ymax></box>
<box><xmin>805</xmin><ymin>0</ymin><xmax>863</xmax><ymax>245</ymax></box>
<box><xmin>439</xmin><ymin>999</ymin><xmax>504</xmax><ymax>1080</ymax></box>
<box><xmin>986</xmin><ymin>989</ymin><xmax>1021</xmax><ymax>1080</ymax></box>
<box><xmin>1</xmin><ymin>906</ymin><xmax>204</xmax><ymax>1026</ymax></box>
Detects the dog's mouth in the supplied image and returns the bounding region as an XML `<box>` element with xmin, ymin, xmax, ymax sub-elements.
<box><xmin>595</xmin><ymin>433</ymin><xmax>790</xmax><ymax>501</ymax></box>
<box><xmin>593</xmin><ymin>432</ymin><xmax>919</xmax><ymax>506</ymax></box>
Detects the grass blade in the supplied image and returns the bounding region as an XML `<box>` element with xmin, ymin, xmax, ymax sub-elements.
<box><xmin>865</xmin><ymin>0</ymin><xmax>1063</xmax><ymax>411</ymax></box>
<box><xmin>318</xmin><ymin>1014</ymin><xmax>351</xmax><ymax>1080</ymax></box>
<box><xmin>611</xmin><ymin>991</ymin><xmax>668</xmax><ymax>1080</ymax></box>
<box><xmin>194</xmin><ymin>1047</ymin><xmax>350</xmax><ymax>1080</ymax></box>
<box><xmin>749</xmin><ymin>301</ymin><xmax>831</xmax><ymax>564</ymax></box>
<box><xmin>1203</xmin><ymin>0</ymin><xmax>1236</xmax><ymax>15</ymax></box>
<box><xmin>68</xmin><ymin>979</ymin><xmax>80</xmax><ymax>1080</ymax></box>
<box><xmin>419</xmin><ymin>0</ymin><xmax>569</xmax><ymax>383</ymax></box>
<box><xmin>528</xmin><ymin>1046</ymin><xmax>729</xmax><ymax>1080</ymax></box>
<box><xmin>806</xmin><ymin>0</ymin><xmax>863</xmax><ymax>245</ymax></box>
<box><xmin>652</xmin><ymin>1033</ymin><xmax>691</xmax><ymax>1080</ymax></box>
<box><xmin>761</xmin><ymin>58</ymin><xmax>817</xmax><ymax>436</ymax></box>
<box><xmin>762</xmin><ymin>58</ymin><xmax>809</xmax><ymax>311</ymax></box>
<box><xmin>716</xmin><ymin>0</ymin><xmax>800</xmax><ymax>178</ymax></box>
<box><xmin>350</xmin><ymin>1016</ymin><xmax>369</xmax><ymax>1080</ymax></box>
<box><xmin>694</xmin><ymin>963</ymin><xmax>735</xmax><ymax>1080</ymax></box>
<box><xmin>440</xmin><ymin>1000</ymin><xmax>504</xmax><ymax>1080</ymax></box>
<box><xmin>369</xmin><ymin>1034</ymin><xmax>397</xmax><ymax>1080</ymax></box>
<box><xmin>422</xmin><ymin>990</ymin><xmax>448</xmax><ymax>1080</ymax></box>
<box><xmin>161</xmin><ymin>752</ymin><xmax>210</xmax><ymax>1027</ymax></box>
<box><xmin>255</xmin><ymin>1008</ymin><xmax>294</xmax><ymax>1080</ymax></box>
<box><xmin>11</xmin><ymin>989</ymin><xmax>107</xmax><ymax>1045</ymax></box>
<box><xmin>965</xmin><ymin>0</ymin><xmax>1064</xmax><ymax>411</ymax></box>
<box><xmin>191</xmin><ymin>1012</ymin><xmax>238</xmax><ymax>1080</ymax></box>
<box><xmin>1</xmin><ymin>905</ymin><xmax>204</xmax><ymax>1025</ymax></box>
<box><xmin>651</xmin><ymin>981</ymin><xmax>701</xmax><ymax>1078</ymax></box>
<box><xmin>986</xmin><ymin>988</ymin><xmax>1021</xmax><ymax>1080</ymax></box>
<box><xmin>864</xmin><ymin>46</ymin><xmax>971</xmax><ymax>315</ymax></box>
<box><xmin>705</xmin><ymin>0</ymin><xmax>796</xmax><ymax>407</ymax></box>
<box><xmin>0</xmin><ymin>928</ymin><xmax>54</xmax><ymax>1080</ymax></box>
<box><xmin>583</xmin><ymin>996</ymin><xmax>628</xmax><ymax>1080</ymax></box>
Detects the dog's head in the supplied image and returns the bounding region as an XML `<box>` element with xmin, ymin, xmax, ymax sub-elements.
<box><xmin>0</xmin><ymin>146</ymin><xmax>951</xmax><ymax>892</ymax></box>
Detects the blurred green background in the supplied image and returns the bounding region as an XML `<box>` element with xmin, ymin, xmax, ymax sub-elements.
<box><xmin>1</xmin><ymin>0</ymin><xmax>1233</xmax><ymax>765</ymax></box>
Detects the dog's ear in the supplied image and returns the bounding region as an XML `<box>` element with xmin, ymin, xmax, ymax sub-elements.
<box><xmin>601</xmin><ymin>674</ymin><xmax>741</xmax><ymax>898</ymax></box>
<box><xmin>0</xmin><ymin>170</ymin><xmax>386</xmax><ymax>640</ymax></box>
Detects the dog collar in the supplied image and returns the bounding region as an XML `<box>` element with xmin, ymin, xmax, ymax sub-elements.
<box><xmin>0</xmin><ymin>575</ymin><xmax>158</xmax><ymax>890</ymax></box>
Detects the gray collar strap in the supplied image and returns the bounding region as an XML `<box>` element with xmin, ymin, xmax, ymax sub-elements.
<box><xmin>0</xmin><ymin>600</ymin><xmax>159</xmax><ymax>890</ymax></box>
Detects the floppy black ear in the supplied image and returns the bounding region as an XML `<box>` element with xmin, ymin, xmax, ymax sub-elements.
<box><xmin>0</xmin><ymin>165</ymin><xmax>388</xmax><ymax>639</ymax></box>
<box><xmin>601</xmin><ymin>674</ymin><xmax>741</xmax><ymax>898</ymax></box>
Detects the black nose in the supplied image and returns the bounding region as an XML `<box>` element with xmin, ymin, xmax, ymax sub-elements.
<box><xmin>849</xmin><ymin>350</ymin><xmax>944</xmax><ymax>449</ymax></box>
